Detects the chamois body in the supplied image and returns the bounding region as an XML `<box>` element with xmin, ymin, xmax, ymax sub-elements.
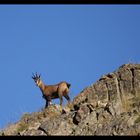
<box><xmin>32</xmin><ymin>73</ymin><xmax>71</xmax><ymax>108</ymax></box>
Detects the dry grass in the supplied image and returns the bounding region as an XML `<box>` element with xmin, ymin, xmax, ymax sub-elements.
<box><xmin>17</xmin><ymin>121</ymin><xmax>29</xmax><ymax>132</ymax></box>
<box><xmin>135</xmin><ymin>116</ymin><xmax>140</xmax><ymax>124</ymax></box>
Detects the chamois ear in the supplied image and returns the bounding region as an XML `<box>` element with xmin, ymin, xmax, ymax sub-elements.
<box><xmin>39</xmin><ymin>74</ymin><xmax>41</xmax><ymax>78</ymax></box>
<box><xmin>35</xmin><ymin>72</ymin><xmax>38</xmax><ymax>78</ymax></box>
<box><xmin>32</xmin><ymin>73</ymin><xmax>36</xmax><ymax>79</ymax></box>
<box><xmin>32</xmin><ymin>76</ymin><xmax>35</xmax><ymax>80</ymax></box>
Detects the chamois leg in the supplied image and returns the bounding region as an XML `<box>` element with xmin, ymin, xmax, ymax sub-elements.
<box><xmin>64</xmin><ymin>94</ymin><xmax>71</xmax><ymax>104</ymax></box>
<box><xmin>45</xmin><ymin>100</ymin><xmax>48</xmax><ymax>108</ymax></box>
<box><xmin>59</xmin><ymin>94</ymin><xmax>63</xmax><ymax>106</ymax></box>
<box><xmin>45</xmin><ymin>98</ymin><xmax>52</xmax><ymax>108</ymax></box>
<box><xmin>45</xmin><ymin>101</ymin><xmax>52</xmax><ymax>108</ymax></box>
<box><xmin>48</xmin><ymin>100</ymin><xmax>52</xmax><ymax>106</ymax></box>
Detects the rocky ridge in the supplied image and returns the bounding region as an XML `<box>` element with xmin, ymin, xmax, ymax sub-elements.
<box><xmin>1</xmin><ymin>63</ymin><xmax>140</xmax><ymax>135</ymax></box>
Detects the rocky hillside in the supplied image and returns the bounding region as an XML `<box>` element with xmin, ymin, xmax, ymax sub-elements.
<box><xmin>1</xmin><ymin>63</ymin><xmax>140</xmax><ymax>136</ymax></box>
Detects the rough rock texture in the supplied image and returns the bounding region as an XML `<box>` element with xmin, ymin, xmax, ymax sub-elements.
<box><xmin>1</xmin><ymin>63</ymin><xmax>140</xmax><ymax>136</ymax></box>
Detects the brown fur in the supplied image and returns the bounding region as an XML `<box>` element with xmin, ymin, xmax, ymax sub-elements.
<box><xmin>32</xmin><ymin>73</ymin><xmax>71</xmax><ymax>108</ymax></box>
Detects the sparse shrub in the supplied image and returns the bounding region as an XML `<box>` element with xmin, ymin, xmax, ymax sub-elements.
<box><xmin>135</xmin><ymin>116</ymin><xmax>140</xmax><ymax>124</ymax></box>
<box><xmin>17</xmin><ymin>121</ymin><xmax>29</xmax><ymax>132</ymax></box>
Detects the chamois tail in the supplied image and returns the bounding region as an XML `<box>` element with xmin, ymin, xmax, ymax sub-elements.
<box><xmin>66</xmin><ymin>82</ymin><xmax>71</xmax><ymax>88</ymax></box>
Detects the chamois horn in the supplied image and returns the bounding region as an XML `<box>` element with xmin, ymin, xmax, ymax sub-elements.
<box><xmin>32</xmin><ymin>72</ymin><xmax>41</xmax><ymax>79</ymax></box>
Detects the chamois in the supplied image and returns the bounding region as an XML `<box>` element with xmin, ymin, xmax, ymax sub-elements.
<box><xmin>32</xmin><ymin>73</ymin><xmax>71</xmax><ymax>108</ymax></box>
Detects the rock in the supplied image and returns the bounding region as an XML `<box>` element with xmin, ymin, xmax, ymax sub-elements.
<box><xmin>73</xmin><ymin>103</ymin><xmax>91</xmax><ymax>124</ymax></box>
<box><xmin>1</xmin><ymin>63</ymin><xmax>140</xmax><ymax>136</ymax></box>
<box><xmin>19</xmin><ymin>129</ymin><xmax>46</xmax><ymax>136</ymax></box>
<box><xmin>39</xmin><ymin>113</ymin><xmax>76</xmax><ymax>135</ymax></box>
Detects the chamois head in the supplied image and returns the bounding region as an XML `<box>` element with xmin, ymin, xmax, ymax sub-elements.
<box><xmin>32</xmin><ymin>72</ymin><xmax>41</xmax><ymax>87</ymax></box>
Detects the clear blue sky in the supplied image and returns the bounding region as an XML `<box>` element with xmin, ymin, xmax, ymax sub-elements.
<box><xmin>0</xmin><ymin>5</ymin><xmax>140</xmax><ymax>129</ymax></box>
